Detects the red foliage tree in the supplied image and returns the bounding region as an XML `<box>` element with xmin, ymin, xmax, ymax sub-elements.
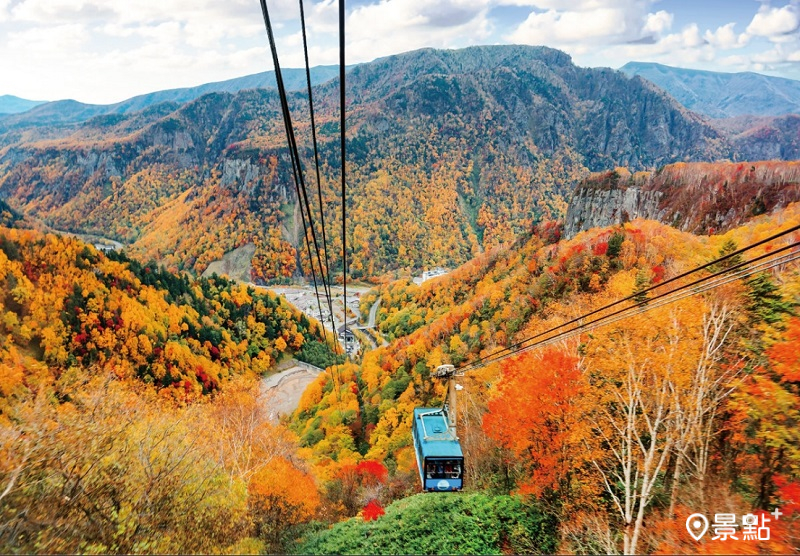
<box><xmin>362</xmin><ymin>499</ymin><xmax>385</xmax><ymax>521</ymax></box>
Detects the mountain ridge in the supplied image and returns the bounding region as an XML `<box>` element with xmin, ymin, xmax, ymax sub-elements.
<box><xmin>620</xmin><ymin>61</ymin><xmax>800</xmax><ymax>118</ymax></box>
<box><xmin>0</xmin><ymin>44</ymin><xmax>792</xmax><ymax>282</ymax></box>
<box><xmin>0</xmin><ymin>66</ymin><xmax>343</xmax><ymax>130</ymax></box>
<box><xmin>0</xmin><ymin>94</ymin><xmax>48</xmax><ymax>115</ymax></box>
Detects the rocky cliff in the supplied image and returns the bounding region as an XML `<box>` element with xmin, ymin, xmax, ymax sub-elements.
<box><xmin>565</xmin><ymin>161</ymin><xmax>800</xmax><ymax>238</ymax></box>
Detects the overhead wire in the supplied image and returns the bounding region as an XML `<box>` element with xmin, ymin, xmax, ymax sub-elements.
<box><xmin>460</xmin><ymin>222</ymin><xmax>800</xmax><ymax>372</ymax></box>
<box><xmin>258</xmin><ymin>0</ymin><xmax>332</xmax><ymax>352</ymax></box>
<box><xmin>339</xmin><ymin>0</ymin><xmax>348</xmax><ymax>358</ymax></box>
<box><xmin>459</xmin><ymin>235</ymin><xmax>800</xmax><ymax>373</ymax></box>
<box><xmin>494</xmin><ymin>247</ymin><xmax>800</xmax><ymax>361</ymax></box>
<box><xmin>298</xmin><ymin>0</ymin><xmax>339</xmax><ymax>350</ymax></box>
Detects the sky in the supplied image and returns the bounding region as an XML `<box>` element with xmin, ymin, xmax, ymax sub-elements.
<box><xmin>1</xmin><ymin>0</ymin><xmax>799</xmax><ymax>105</ymax></box>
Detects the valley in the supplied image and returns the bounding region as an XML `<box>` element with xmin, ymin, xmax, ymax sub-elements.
<box><xmin>1</xmin><ymin>41</ymin><xmax>799</xmax><ymax>556</ymax></box>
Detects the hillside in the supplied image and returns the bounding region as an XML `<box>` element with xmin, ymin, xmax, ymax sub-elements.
<box><xmin>564</xmin><ymin>160</ymin><xmax>800</xmax><ymax>237</ymax></box>
<box><xmin>0</xmin><ymin>226</ymin><xmax>331</xmax><ymax>400</ymax></box>
<box><xmin>620</xmin><ymin>61</ymin><xmax>800</xmax><ymax>118</ymax></box>
<box><xmin>292</xmin><ymin>203</ymin><xmax>800</xmax><ymax>553</ymax></box>
<box><xmin>0</xmin><ymin>225</ymin><xmax>346</xmax><ymax>553</ymax></box>
<box><xmin>0</xmin><ymin>45</ymin><xmax>740</xmax><ymax>282</ymax></box>
<box><xmin>0</xmin><ymin>95</ymin><xmax>47</xmax><ymax>115</ymax></box>
<box><xmin>724</xmin><ymin>114</ymin><xmax>800</xmax><ymax>161</ymax></box>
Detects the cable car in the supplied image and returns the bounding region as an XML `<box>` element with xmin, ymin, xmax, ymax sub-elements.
<box><xmin>412</xmin><ymin>407</ymin><xmax>463</xmax><ymax>491</ymax></box>
<box><xmin>412</xmin><ymin>365</ymin><xmax>464</xmax><ymax>491</ymax></box>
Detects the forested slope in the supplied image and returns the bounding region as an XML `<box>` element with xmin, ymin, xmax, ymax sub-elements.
<box><xmin>292</xmin><ymin>205</ymin><xmax>800</xmax><ymax>553</ymax></box>
<box><xmin>0</xmin><ymin>225</ymin><xmax>344</xmax><ymax>553</ymax></box>
<box><xmin>0</xmin><ymin>45</ymin><xmax>740</xmax><ymax>281</ymax></box>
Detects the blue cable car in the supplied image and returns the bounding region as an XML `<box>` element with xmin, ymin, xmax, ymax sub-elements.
<box><xmin>412</xmin><ymin>407</ymin><xmax>464</xmax><ymax>491</ymax></box>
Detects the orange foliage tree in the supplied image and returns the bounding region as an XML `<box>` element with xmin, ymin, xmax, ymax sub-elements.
<box><xmin>248</xmin><ymin>457</ymin><xmax>320</xmax><ymax>547</ymax></box>
<box><xmin>482</xmin><ymin>348</ymin><xmax>593</xmax><ymax>504</ymax></box>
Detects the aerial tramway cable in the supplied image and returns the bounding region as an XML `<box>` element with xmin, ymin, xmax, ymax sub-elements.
<box><xmin>298</xmin><ymin>0</ymin><xmax>337</xmax><ymax>341</ymax></box>
<box><xmin>339</xmin><ymin>0</ymin><xmax>348</xmax><ymax>358</ymax></box>
<box><xmin>258</xmin><ymin>0</ymin><xmax>334</xmax><ymax>353</ymax></box>
<box><xmin>459</xmin><ymin>230</ymin><xmax>800</xmax><ymax>374</ymax></box>
<box><xmin>459</xmin><ymin>222</ymin><xmax>800</xmax><ymax>373</ymax></box>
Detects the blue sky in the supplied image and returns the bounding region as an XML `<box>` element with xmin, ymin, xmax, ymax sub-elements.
<box><xmin>1</xmin><ymin>0</ymin><xmax>798</xmax><ymax>104</ymax></box>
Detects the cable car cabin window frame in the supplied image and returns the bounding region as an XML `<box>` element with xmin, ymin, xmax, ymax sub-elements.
<box><xmin>412</xmin><ymin>408</ymin><xmax>464</xmax><ymax>492</ymax></box>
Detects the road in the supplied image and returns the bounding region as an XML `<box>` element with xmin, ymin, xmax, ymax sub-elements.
<box><xmin>368</xmin><ymin>297</ymin><xmax>381</xmax><ymax>328</ymax></box>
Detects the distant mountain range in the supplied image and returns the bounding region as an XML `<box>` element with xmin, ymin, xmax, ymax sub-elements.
<box><xmin>620</xmin><ymin>61</ymin><xmax>800</xmax><ymax>118</ymax></box>
<box><xmin>0</xmin><ymin>95</ymin><xmax>47</xmax><ymax>115</ymax></box>
<box><xmin>0</xmin><ymin>45</ymin><xmax>797</xmax><ymax>281</ymax></box>
<box><xmin>0</xmin><ymin>66</ymin><xmax>342</xmax><ymax>130</ymax></box>
<box><xmin>7</xmin><ymin>57</ymin><xmax>800</xmax><ymax>126</ymax></box>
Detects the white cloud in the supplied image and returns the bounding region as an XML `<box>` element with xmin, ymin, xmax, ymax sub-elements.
<box><xmin>505</xmin><ymin>1</ymin><xmax>679</xmax><ymax>50</ymax></box>
<box><xmin>508</xmin><ymin>7</ymin><xmax>629</xmax><ymax>44</ymax></box>
<box><xmin>746</xmin><ymin>4</ymin><xmax>800</xmax><ymax>39</ymax></box>
<box><xmin>7</xmin><ymin>23</ymin><xmax>88</xmax><ymax>53</ymax></box>
<box><xmin>11</xmin><ymin>0</ymin><xmax>114</xmax><ymax>22</ymax></box>
<box><xmin>496</xmin><ymin>0</ymin><xmax>652</xmax><ymax>10</ymax></box>
<box><xmin>643</xmin><ymin>10</ymin><xmax>672</xmax><ymax>35</ymax></box>
<box><xmin>3</xmin><ymin>0</ymin><xmax>800</xmax><ymax>104</ymax></box>
<box><xmin>703</xmin><ymin>22</ymin><xmax>749</xmax><ymax>49</ymax></box>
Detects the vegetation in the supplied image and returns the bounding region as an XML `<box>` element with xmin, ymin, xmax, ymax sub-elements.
<box><xmin>0</xmin><ymin>227</ymin><xmax>333</xmax><ymax>553</ymax></box>
<box><xmin>1</xmin><ymin>45</ymin><xmax>746</xmax><ymax>283</ymax></box>
<box><xmin>1</xmin><ymin>193</ymin><xmax>799</xmax><ymax>554</ymax></box>
<box><xmin>291</xmin><ymin>205</ymin><xmax>800</xmax><ymax>554</ymax></box>
<box><xmin>297</xmin><ymin>493</ymin><xmax>557</xmax><ymax>555</ymax></box>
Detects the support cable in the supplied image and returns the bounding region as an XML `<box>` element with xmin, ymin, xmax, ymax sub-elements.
<box><xmin>480</xmin><ymin>246</ymin><xmax>800</xmax><ymax>365</ymax></box>
<box><xmin>339</xmin><ymin>0</ymin><xmax>348</xmax><ymax>357</ymax></box>
<box><xmin>259</xmin><ymin>0</ymin><xmax>330</xmax><ymax>351</ymax></box>
<box><xmin>299</xmin><ymin>0</ymin><xmax>338</xmax><ymax>347</ymax></box>
<box><xmin>461</xmin><ymin>222</ymin><xmax>800</xmax><ymax>371</ymax></box>
<box><xmin>460</xmin><ymin>233</ymin><xmax>800</xmax><ymax>373</ymax></box>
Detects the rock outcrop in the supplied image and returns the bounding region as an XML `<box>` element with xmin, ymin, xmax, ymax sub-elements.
<box><xmin>565</xmin><ymin>161</ymin><xmax>800</xmax><ymax>238</ymax></box>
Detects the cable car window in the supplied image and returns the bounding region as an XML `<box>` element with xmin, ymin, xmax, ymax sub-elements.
<box><xmin>425</xmin><ymin>459</ymin><xmax>463</xmax><ymax>479</ymax></box>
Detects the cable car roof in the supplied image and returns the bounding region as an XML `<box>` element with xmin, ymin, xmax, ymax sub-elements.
<box><xmin>413</xmin><ymin>408</ymin><xmax>463</xmax><ymax>458</ymax></box>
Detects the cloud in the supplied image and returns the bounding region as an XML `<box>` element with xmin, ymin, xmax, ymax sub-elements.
<box><xmin>7</xmin><ymin>23</ymin><xmax>89</xmax><ymax>53</ymax></box>
<box><xmin>11</xmin><ymin>0</ymin><xmax>114</xmax><ymax>22</ymax></box>
<box><xmin>703</xmin><ymin>22</ymin><xmax>749</xmax><ymax>49</ymax></box>
<box><xmin>642</xmin><ymin>10</ymin><xmax>672</xmax><ymax>35</ymax></box>
<box><xmin>505</xmin><ymin>1</ymin><xmax>678</xmax><ymax>49</ymax></box>
<box><xmin>322</xmin><ymin>0</ymin><xmax>492</xmax><ymax>66</ymax></box>
<box><xmin>508</xmin><ymin>7</ymin><xmax>630</xmax><ymax>44</ymax></box>
<box><xmin>746</xmin><ymin>3</ymin><xmax>800</xmax><ymax>39</ymax></box>
<box><xmin>3</xmin><ymin>0</ymin><xmax>800</xmax><ymax>104</ymax></box>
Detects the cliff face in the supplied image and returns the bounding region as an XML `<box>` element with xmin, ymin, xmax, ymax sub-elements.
<box><xmin>565</xmin><ymin>174</ymin><xmax>663</xmax><ymax>237</ymax></box>
<box><xmin>565</xmin><ymin>161</ymin><xmax>800</xmax><ymax>238</ymax></box>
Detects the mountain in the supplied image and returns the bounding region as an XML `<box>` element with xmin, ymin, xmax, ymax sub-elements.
<box><xmin>0</xmin><ymin>94</ymin><xmax>47</xmax><ymax>115</ymax></box>
<box><xmin>721</xmin><ymin>114</ymin><xmax>800</xmax><ymax>161</ymax></box>
<box><xmin>564</xmin><ymin>160</ymin><xmax>800</xmax><ymax>237</ymax></box>
<box><xmin>0</xmin><ymin>66</ymin><xmax>342</xmax><ymax>130</ymax></box>
<box><xmin>620</xmin><ymin>61</ymin><xmax>800</xmax><ymax>118</ymax></box>
<box><xmin>0</xmin><ymin>45</ymin><xmax>743</xmax><ymax>282</ymax></box>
